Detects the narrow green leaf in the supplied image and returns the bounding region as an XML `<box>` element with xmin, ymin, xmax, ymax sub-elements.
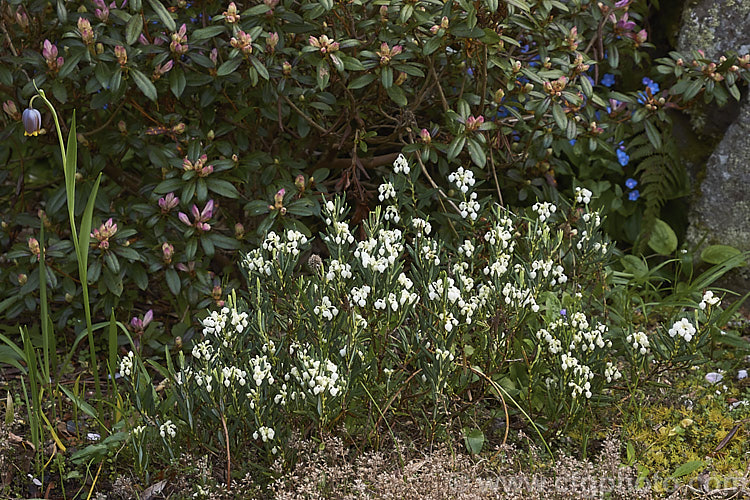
<box><xmin>65</xmin><ymin>112</ymin><xmax>78</xmax><ymax>227</ymax></box>
<box><xmin>169</xmin><ymin>67</ymin><xmax>186</xmax><ymax>98</ymax></box>
<box><xmin>165</xmin><ymin>268</ymin><xmax>181</xmax><ymax>295</ymax></box>
<box><xmin>108</xmin><ymin>310</ymin><xmax>118</xmax><ymax>384</ymax></box>
<box><xmin>78</xmin><ymin>174</ymin><xmax>103</xmax><ymax>274</ymax></box>
<box><xmin>381</xmin><ymin>66</ymin><xmax>393</xmax><ymax>89</ymax></box>
<box><xmin>131</xmin><ymin>69</ymin><xmax>157</xmax><ymax>101</ymax></box>
<box><xmin>217</xmin><ymin>57</ymin><xmax>243</xmax><ymax>77</ymax></box>
<box><xmin>348</xmin><ymin>74</ymin><xmax>377</xmax><ymax>90</ymax></box>
<box><xmin>447</xmin><ymin>135</ymin><xmax>466</xmax><ymax>161</ymax></box>
<box><xmin>466</xmin><ymin>138</ymin><xmax>486</xmax><ymax>167</ymax></box>
<box><xmin>250</xmin><ymin>56</ymin><xmax>269</xmax><ymax>80</ymax></box>
<box><xmin>552</xmin><ymin>103</ymin><xmax>568</xmax><ymax>131</ymax></box>
<box><xmin>317</xmin><ymin>59</ymin><xmax>330</xmax><ymax>90</ymax></box>
<box><xmin>146</xmin><ymin>0</ymin><xmax>176</xmax><ymax>31</ymax></box>
<box><xmin>386</xmin><ymin>85</ymin><xmax>407</xmax><ymax>107</ymax></box>
<box><xmin>125</xmin><ymin>14</ymin><xmax>142</xmax><ymax>45</ymax></box>
<box><xmin>643</xmin><ymin>120</ymin><xmax>662</xmax><ymax>150</ymax></box>
<box><xmin>190</xmin><ymin>25</ymin><xmax>225</xmax><ymax>42</ymax></box>
<box><xmin>672</xmin><ymin>460</ymin><xmax>704</xmax><ymax>478</ymax></box>
<box><xmin>59</xmin><ymin>385</ymin><xmax>98</xmax><ymax>420</ymax></box>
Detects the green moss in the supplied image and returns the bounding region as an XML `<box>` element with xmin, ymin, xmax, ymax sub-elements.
<box><xmin>622</xmin><ymin>374</ymin><xmax>749</xmax><ymax>483</ymax></box>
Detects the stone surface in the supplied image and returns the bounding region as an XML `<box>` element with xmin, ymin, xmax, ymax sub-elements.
<box><xmin>678</xmin><ymin>0</ymin><xmax>750</xmax><ymax>59</ymax></box>
<box><xmin>677</xmin><ymin>0</ymin><xmax>750</xmax><ymax>298</ymax></box>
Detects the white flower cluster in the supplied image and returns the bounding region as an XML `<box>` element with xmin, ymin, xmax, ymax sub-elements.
<box><xmin>528</xmin><ymin>260</ymin><xmax>568</xmax><ymax>286</ymax></box>
<box><xmin>575</xmin><ymin>187</ymin><xmax>592</xmax><ymax>205</ymax></box>
<box><xmin>253</xmin><ymin>426</ymin><xmax>275</xmax><ymax>442</ymax></box>
<box><xmin>458</xmin><ymin>239</ymin><xmax>475</xmax><ymax>257</ymax></box>
<box><xmin>427</xmin><ymin>277</ymin><xmax>461</xmax><ymax>303</ymax></box>
<box><xmin>323</xmin><ymin>220</ymin><xmax>356</xmax><ymax>245</ymax></box>
<box><xmin>159</xmin><ymin>420</ymin><xmax>176</xmax><ymax>439</ymax></box>
<box><xmin>192</xmin><ymin>340</ymin><xmax>215</xmax><ymax>361</ymax></box>
<box><xmin>536</xmin><ymin>328</ymin><xmax>563</xmax><ymax>354</ymax></box>
<box><xmin>668</xmin><ymin>318</ymin><xmax>696</xmax><ymax>342</ymax></box>
<box><xmin>221</xmin><ymin>365</ymin><xmax>247</xmax><ymax>387</ymax></box>
<box><xmin>439</xmin><ymin>312</ymin><xmax>459</xmax><ymax>332</ymax></box>
<box><xmin>435</xmin><ymin>347</ymin><xmax>455</xmax><ymax>363</ymax></box>
<box><xmin>582</xmin><ymin>212</ymin><xmax>601</xmax><ymax>227</ymax></box>
<box><xmin>195</xmin><ymin>371</ymin><xmax>214</xmax><ymax>392</ymax></box>
<box><xmin>262</xmin><ymin>229</ymin><xmax>309</xmax><ymax>256</ymax></box>
<box><xmin>411</xmin><ymin>217</ymin><xmax>432</xmax><ymax>236</ymax></box>
<box><xmin>350</xmin><ymin>285</ymin><xmax>371</xmax><ymax>307</ymax></box>
<box><xmin>354</xmin><ymin>228</ymin><xmax>404</xmax><ymax>273</ymax></box>
<box><xmin>244</xmin><ymin>249</ymin><xmax>272</xmax><ymax>276</ymax></box>
<box><xmin>202</xmin><ymin>308</ymin><xmax>228</xmax><ymax>337</ymax></box>
<box><xmin>250</xmin><ymin>355</ymin><xmax>274</xmax><ymax>387</ymax></box>
<box><xmin>561</xmin><ymin>353</ymin><xmax>594</xmax><ymax>399</ymax></box>
<box><xmin>325</xmin><ymin>259</ymin><xmax>353</xmax><ymax>282</ymax></box>
<box><xmin>393</xmin><ymin>153</ymin><xmax>410</xmax><ymax>174</ymax></box>
<box><xmin>484</xmin><ymin>253</ymin><xmax>511</xmax><ymax>278</ymax></box>
<box><xmin>569</xmin><ymin>313</ymin><xmax>611</xmax><ymax>352</ymax></box>
<box><xmin>420</xmin><ymin>238</ymin><xmax>441</xmax><ymax>265</ymax></box>
<box><xmin>202</xmin><ymin>306</ymin><xmax>249</xmax><ymax>347</ymax></box>
<box><xmin>699</xmin><ymin>290</ymin><xmax>720</xmax><ymax>310</ymax></box>
<box><xmin>119</xmin><ymin>351</ymin><xmax>134</xmax><ymax>377</ymax></box>
<box><xmin>484</xmin><ymin>217</ymin><xmax>515</xmax><ymax>249</ymax></box>
<box><xmin>459</xmin><ymin>193</ymin><xmax>480</xmax><ymax>220</ymax></box>
<box><xmin>378</xmin><ymin>182</ymin><xmax>396</xmax><ymax>202</ymax></box>
<box><xmin>532</xmin><ymin>202</ymin><xmax>557</xmax><ymax>222</ymax></box>
<box><xmin>448</xmin><ymin>167</ymin><xmax>475</xmax><ymax>193</ymax></box>
<box><xmin>291</xmin><ymin>348</ymin><xmax>344</xmax><ymax>398</ymax></box>
<box><xmin>384</xmin><ymin>205</ymin><xmax>400</xmax><ymax>222</ymax></box>
<box><xmin>626</xmin><ymin>331</ymin><xmax>650</xmax><ymax>355</ymax></box>
<box><xmin>500</xmin><ymin>283</ymin><xmax>539</xmax><ymax>312</ymax></box>
<box><xmin>314</xmin><ymin>295</ymin><xmax>339</xmax><ymax>321</ymax></box>
<box><xmin>604</xmin><ymin>362</ymin><xmax>622</xmax><ymax>383</ymax></box>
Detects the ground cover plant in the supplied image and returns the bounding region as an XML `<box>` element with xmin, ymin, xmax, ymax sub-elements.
<box><xmin>2</xmin><ymin>0</ymin><xmax>750</xmax><ymax>496</ymax></box>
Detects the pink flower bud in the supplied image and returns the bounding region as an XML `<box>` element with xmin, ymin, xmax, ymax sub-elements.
<box><xmin>420</xmin><ymin>128</ymin><xmax>431</xmax><ymax>143</ymax></box>
<box><xmin>3</xmin><ymin>100</ymin><xmax>19</xmax><ymax>120</ymax></box>
<box><xmin>28</xmin><ymin>237</ymin><xmax>41</xmax><ymax>256</ymax></box>
<box><xmin>162</xmin><ymin>242</ymin><xmax>174</xmax><ymax>263</ymax></box>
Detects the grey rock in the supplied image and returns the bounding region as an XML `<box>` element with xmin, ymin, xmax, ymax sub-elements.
<box><xmin>677</xmin><ymin>0</ymin><xmax>750</xmax><ymax>298</ymax></box>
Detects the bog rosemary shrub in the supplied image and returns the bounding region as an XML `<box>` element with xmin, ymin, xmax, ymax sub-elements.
<box><xmin>118</xmin><ymin>154</ymin><xmax>730</xmax><ymax>476</ymax></box>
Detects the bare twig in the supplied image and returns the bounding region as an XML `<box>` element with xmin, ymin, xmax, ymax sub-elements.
<box><xmin>281</xmin><ymin>94</ymin><xmax>328</xmax><ymax>134</ymax></box>
<box><xmin>221</xmin><ymin>412</ymin><xmax>232</xmax><ymax>489</ymax></box>
<box><xmin>489</xmin><ymin>145</ymin><xmax>504</xmax><ymax>206</ymax></box>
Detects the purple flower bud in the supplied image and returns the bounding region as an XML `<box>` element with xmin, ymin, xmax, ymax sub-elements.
<box><xmin>178</xmin><ymin>212</ymin><xmax>191</xmax><ymax>226</ymax></box>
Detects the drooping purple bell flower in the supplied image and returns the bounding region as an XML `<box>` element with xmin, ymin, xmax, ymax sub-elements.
<box><xmin>22</xmin><ymin>108</ymin><xmax>42</xmax><ymax>136</ymax></box>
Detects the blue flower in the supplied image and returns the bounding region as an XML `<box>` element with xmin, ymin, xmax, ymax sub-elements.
<box><xmin>642</xmin><ymin>77</ymin><xmax>660</xmax><ymax>94</ymax></box>
<box><xmin>601</xmin><ymin>73</ymin><xmax>615</xmax><ymax>87</ymax></box>
<box><xmin>467</xmin><ymin>67</ymin><xmax>474</xmax><ymax>77</ymax></box>
<box><xmin>628</xmin><ymin>190</ymin><xmax>640</xmax><ymax>201</ymax></box>
<box><xmin>496</xmin><ymin>107</ymin><xmax>509</xmax><ymax>119</ymax></box>
<box><xmin>569</xmin><ymin>139</ymin><xmax>577</xmax><ymax>146</ymax></box>
<box><xmin>616</xmin><ymin>148</ymin><xmax>629</xmax><ymax>166</ymax></box>
<box><xmin>625</xmin><ymin>178</ymin><xmax>637</xmax><ymax>189</ymax></box>
<box><xmin>560</xmin><ymin>308</ymin><xmax>567</xmax><ymax>316</ymax></box>
<box><xmin>585</xmin><ymin>75</ymin><xmax>595</xmax><ymax>87</ymax></box>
